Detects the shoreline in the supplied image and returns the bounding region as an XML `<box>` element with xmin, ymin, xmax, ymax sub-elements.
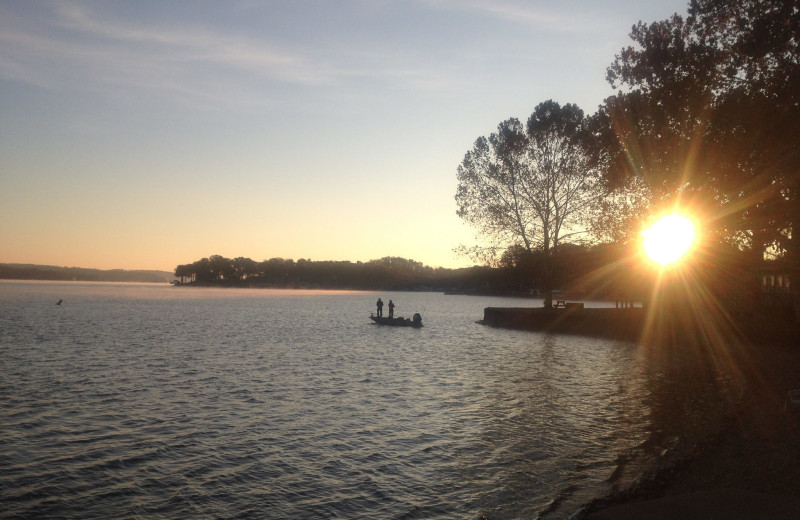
<box><xmin>477</xmin><ymin>306</ymin><xmax>800</xmax><ymax>518</ymax></box>
<box><xmin>576</xmin><ymin>337</ymin><xmax>800</xmax><ymax>519</ymax></box>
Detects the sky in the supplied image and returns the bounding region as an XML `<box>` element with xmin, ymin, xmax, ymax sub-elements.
<box><xmin>0</xmin><ymin>0</ymin><xmax>689</xmax><ymax>272</ymax></box>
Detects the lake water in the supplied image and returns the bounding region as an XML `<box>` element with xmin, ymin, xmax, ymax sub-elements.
<box><xmin>0</xmin><ymin>281</ymin><xmax>653</xmax><ymax>519</ymax></box>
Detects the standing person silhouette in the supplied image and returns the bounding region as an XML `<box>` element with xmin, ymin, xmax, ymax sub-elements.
<box><xmin>388</xmin><ymin>299</ymin><xmax>395</xmax><ymax>318</ymax></box>
<box><xmin>376</xmin><ymin>298</ymin><xmax>384</xmax><ymax>316</ymax></box>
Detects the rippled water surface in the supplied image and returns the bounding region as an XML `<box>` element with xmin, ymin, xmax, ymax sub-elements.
<box><xmin>1</xmin><ymin>281</ymin><xmax>652</xmax><ymax>519</ymax></box>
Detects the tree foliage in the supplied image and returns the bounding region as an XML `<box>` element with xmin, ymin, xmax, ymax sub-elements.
<box><xmin>598</xmin><ymin>0</ymin><xmax>799</xmax><ymax>264</ymax></box>
<box><xmin>455</xmin><ymin>101</ymin><xmax>602</xmax><ymax>264</ymax></box>
<box><xmin>174</xmin><ymin>255</ymin><xmax>479</xmax><ymax>291</ymax></box>
<box><xmin>170</xmin><ymin>248</ymin><xmax>654</xmax><ymax>302</ymax></box>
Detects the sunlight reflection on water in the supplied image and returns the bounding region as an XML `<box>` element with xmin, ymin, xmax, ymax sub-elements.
<box><xmin>0</xmin><ymin>281</ymin><xmax>651</xmax><ymax>519</ymax></box>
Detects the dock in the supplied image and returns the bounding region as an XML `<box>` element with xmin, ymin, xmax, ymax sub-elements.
<box><xmin>479</xmin><ymin>306</ymin><xmax>644</xmax><ymax>341</ymax></box>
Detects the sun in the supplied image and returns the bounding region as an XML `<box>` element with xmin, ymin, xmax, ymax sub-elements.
<box><xmin>642</xmin><ymin>214</ymin><xmax>697</xmax><ymax>266</ymax></box>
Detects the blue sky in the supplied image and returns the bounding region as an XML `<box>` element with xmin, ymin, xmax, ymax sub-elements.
<box><xmin>0</xmin><ymin>0</ymin><xmax>688</xmax><ymax>271</ymax></box>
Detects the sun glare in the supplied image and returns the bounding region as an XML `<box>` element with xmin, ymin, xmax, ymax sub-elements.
<box><xmin>642</xmin><ymin>214</ymin><xmax>697</xmax><ymax>266</ymax></box>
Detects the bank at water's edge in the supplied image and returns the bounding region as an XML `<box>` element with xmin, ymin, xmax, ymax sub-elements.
<box><xmin>480</xmin><ymin>305</ymin><xmax>800</xmax><ymax>519</ymax></box>
<box><xmin>578</xmin><ymin>337</ymin><xmax>800</xmax><ymax>519</ymax></box>
<box><xmin>479</xmin><ymin>304</ymin><xmax>800</xmax><ymax>346</ymax></box>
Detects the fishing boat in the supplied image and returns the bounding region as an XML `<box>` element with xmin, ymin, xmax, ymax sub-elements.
<box><xmin>370</xmin><ymin>313</ymin><xmax>423</xmax><ymax>328</ymax></box>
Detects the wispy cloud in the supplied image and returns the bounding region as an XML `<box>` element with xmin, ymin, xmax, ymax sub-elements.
<box><xmin>0</xmin><ymin>3</ymin><xmax>328</xmax><ymax>109</ymax></box>
<box><xmin>419</xmin><ymin>0</ymin><xmax>616</xmax><ymax>34</ymax></box>
<box><xmin>50</xmin><ymin>2</ymin><xmax>329</xmax><ymax>85</ymax></box>
<box><xmin>0</xmin><ymin>1</ymin><xmax>463</xmax><ymax>111</ymax></box>
<box><xmin>420</xmin><ymin>0</ymin><xmax>568</xmax><ymax>27</ymax></box>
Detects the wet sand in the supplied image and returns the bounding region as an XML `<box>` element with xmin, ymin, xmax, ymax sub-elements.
<box><xmin>580</xmin><ymin>333</ymin><xmax>800</xmax><ymax>519</ymax></box>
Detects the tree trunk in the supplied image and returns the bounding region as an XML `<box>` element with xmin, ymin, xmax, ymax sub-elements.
<box><xmin>790</xmin><ymin>195</ymin><xmax>800</xmax><ymax>324</ymax></box>
<box><xmin>542</xmin><ymin>253</ymin><xmax>554</xmax><ymax>308</ymax></box>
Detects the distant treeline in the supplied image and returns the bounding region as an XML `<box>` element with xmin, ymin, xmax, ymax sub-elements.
<box><xmin>175</xmin><ymin>255</ymin><xmax>488</xmax><ymax>292</ymax></box>
<box><xmin>0</xmin><ymin>264</ymin><xmax>174</xmax><ymax>283</ymax></box>
<box><xmin>173</xmin><ymin>247</ymin><xmax>648</xmax><ymax>298</ymax></box>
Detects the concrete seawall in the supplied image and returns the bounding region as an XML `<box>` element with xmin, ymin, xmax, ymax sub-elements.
<box><xmin>480</xmin><ymin>307</ymin><xmax>645</xmax><ymax>341</ymax></box>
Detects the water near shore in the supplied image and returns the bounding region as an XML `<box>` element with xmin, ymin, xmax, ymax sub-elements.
<box><xmin>1</xmin><ymin>281</ymin><xmax>654</xmax><ymax>519</ymax></box>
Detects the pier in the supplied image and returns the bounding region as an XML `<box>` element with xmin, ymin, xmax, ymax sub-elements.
<box><xmin>479</xmin><ymin>306</ymin><xmax>645</xmax><ymax>341</ymax></box>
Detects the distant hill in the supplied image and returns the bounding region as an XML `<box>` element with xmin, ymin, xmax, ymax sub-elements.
<box><xmin>0</xmin><ymin>264</ymin><xmax>174</xmax><ymax>283</ymax></box>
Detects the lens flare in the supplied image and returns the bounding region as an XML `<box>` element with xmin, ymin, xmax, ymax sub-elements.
<box><xmin>642</xmin><ymin>214</ymin><xmax>697</xmax><ymax>266</ymax></box>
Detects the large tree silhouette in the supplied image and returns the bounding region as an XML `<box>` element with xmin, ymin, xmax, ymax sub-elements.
<box><xmin>598</xmin><ymin>0</ymin><xmax>799</xmax><ymax>277</ymax></box>
<box><xmin>456</xmin><ymin>100</ymin><xmax>602</xmax><ymax>305</ymax></box>
<box><xmin>593</xmin><ymin>0</ymin><xmax>800</xmax><ymax>319</ymax></box>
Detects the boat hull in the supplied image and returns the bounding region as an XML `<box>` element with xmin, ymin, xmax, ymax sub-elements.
<box><xmin>369</xmin><ymin>315</ymin><xmax>423</xmax><ymax>328</ymax></box>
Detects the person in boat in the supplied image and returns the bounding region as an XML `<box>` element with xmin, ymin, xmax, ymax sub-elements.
<box><xmin>388</xmin><ymin>299</ymin><xmax>395</xmax><ymax>318</ymax></box>
<box><xmin>376</xmin><ymin>298</ymin><xmax>384</xmax><ymax>316</ymax></box>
